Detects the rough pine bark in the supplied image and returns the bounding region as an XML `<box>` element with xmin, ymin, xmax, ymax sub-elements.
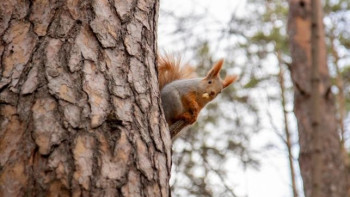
<box><xmin>287</xmin><ymin>0</ymin><xmax>348</xmax><ymax>196</ymax></box>
<box><xmin>0</xmin><ymin>0</ymin><xmax>172</xmax><ymax>197</ymax></box>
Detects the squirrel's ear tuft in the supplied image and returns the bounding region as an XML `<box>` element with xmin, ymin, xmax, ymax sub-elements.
<box><xmin>222</xmin><ymin>75</ymin><xmax>238</xmax><ymax>88</ymax></box>
<box><xmin>206</xmin><ymin>59</ymin><xmax>224</xmax><ymax>79</ymax></box>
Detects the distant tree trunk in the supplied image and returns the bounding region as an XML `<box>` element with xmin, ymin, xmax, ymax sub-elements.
<box><xmin>287</xmin><ymin>0</ymin><xmax>348</xmax><ymax>197</ymax></box>
<box><xmin>277</xmin><ymin>51</ymin><xmax>298</xmax><ymax>197</ymax></box>
<box><xmin>0</xmin><ymin>0</ymin><xmax>172</xmax><ymax>197</ymax></box>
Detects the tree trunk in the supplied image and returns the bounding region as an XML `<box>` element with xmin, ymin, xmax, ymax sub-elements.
<box><xmin>277</xmin><ymin>51</ymin><xmax>298</xmax><ymax>197</ymax></box>
<box><xmin>287</xmin><ymin>0</ymin><xmax>348</xmax><ymax>197</ymax></box>
<box><xmin>0</xmin><ymin>0</ymin><xmax>172</xmax><ymax>197</ymax></box>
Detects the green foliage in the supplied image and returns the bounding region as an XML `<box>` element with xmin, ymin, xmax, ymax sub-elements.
<box><xmin>250</xmin><ymin>27</ymin><xmax>288</xmax><ymax>52</ymax></box>
<box><xmin>342</xmin><ymin>66</ymin><xmax>350</xmax><ymax>111</ymax></box>
<box><xmin>324</xmin><ymin>0</ymin><xmax>350</xmax><ymax>12</ymax></box>
<box><xmin>339</xmin><ymin>35</ymin><xmax>350</xmax><ymax>48</ymax></box>
<box><xmin>242</xmin><ymin>76</ymin><xmax>268</xmax><ymax>89</ymax></box>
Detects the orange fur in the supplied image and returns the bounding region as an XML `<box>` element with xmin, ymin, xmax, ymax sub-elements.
<box><xmin>174</xmin><ymin>92</ymin><xmax>200</xmax><ymax>124</ymax></box>
<box><xmin>223</xmin><ymin>75</ymin><xmax>238</xmax><ymax>88</ymax></box>
<box><xmin>158</xmin><ymin>56</ymin><xmax>196</xmax><ymax>90</ymax></box>
<box><xmin>206</xmin><ymin>59</ymin><xmax>223</xmax><ymax>78</ymax></box>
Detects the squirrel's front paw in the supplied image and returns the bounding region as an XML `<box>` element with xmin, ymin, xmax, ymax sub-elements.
<box><xmin>176</xmin><ymin>112</ymin><xmax>197</xmax><ymax>125</ymax></box>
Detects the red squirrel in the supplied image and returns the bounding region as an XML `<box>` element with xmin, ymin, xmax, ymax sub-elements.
<box><xmin>158</xmin><ymin>56</ymin><xmax>238</xmax><ymax>138</ymax></box>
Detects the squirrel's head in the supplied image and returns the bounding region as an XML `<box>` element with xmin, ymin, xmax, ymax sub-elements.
<box><xmin>201</xmin><ymin>59</ymin><xmax>238</xmax><ymax>101</ymax></box>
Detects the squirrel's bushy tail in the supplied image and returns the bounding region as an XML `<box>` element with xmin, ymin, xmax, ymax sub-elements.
<box><xmin>158</xmin><ymin>56</ymin><xmax>196</xmax><ymax>90</ymax></box>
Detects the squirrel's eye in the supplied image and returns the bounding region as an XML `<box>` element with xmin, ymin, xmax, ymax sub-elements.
<box><xmin>208</xmin><ymin>80</ymin><xmax>212</xmax><ymax>84</ymax></box>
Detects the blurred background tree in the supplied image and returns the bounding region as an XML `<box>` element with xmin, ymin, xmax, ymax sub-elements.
<box><xmin>288</xmin><ymin>0</ymin><xmax>349</xmax><ymax>196</ymax></box>
<box><xmin>158</xmin><ymin>0</ymin><xmax>350</xmax><ymax>197</ymax></box>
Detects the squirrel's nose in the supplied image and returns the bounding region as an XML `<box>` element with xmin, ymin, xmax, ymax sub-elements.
<box><xmin>210</xmin><ymin>91</ymin><xmax>216</xmax><ymax>96</ymax></box>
